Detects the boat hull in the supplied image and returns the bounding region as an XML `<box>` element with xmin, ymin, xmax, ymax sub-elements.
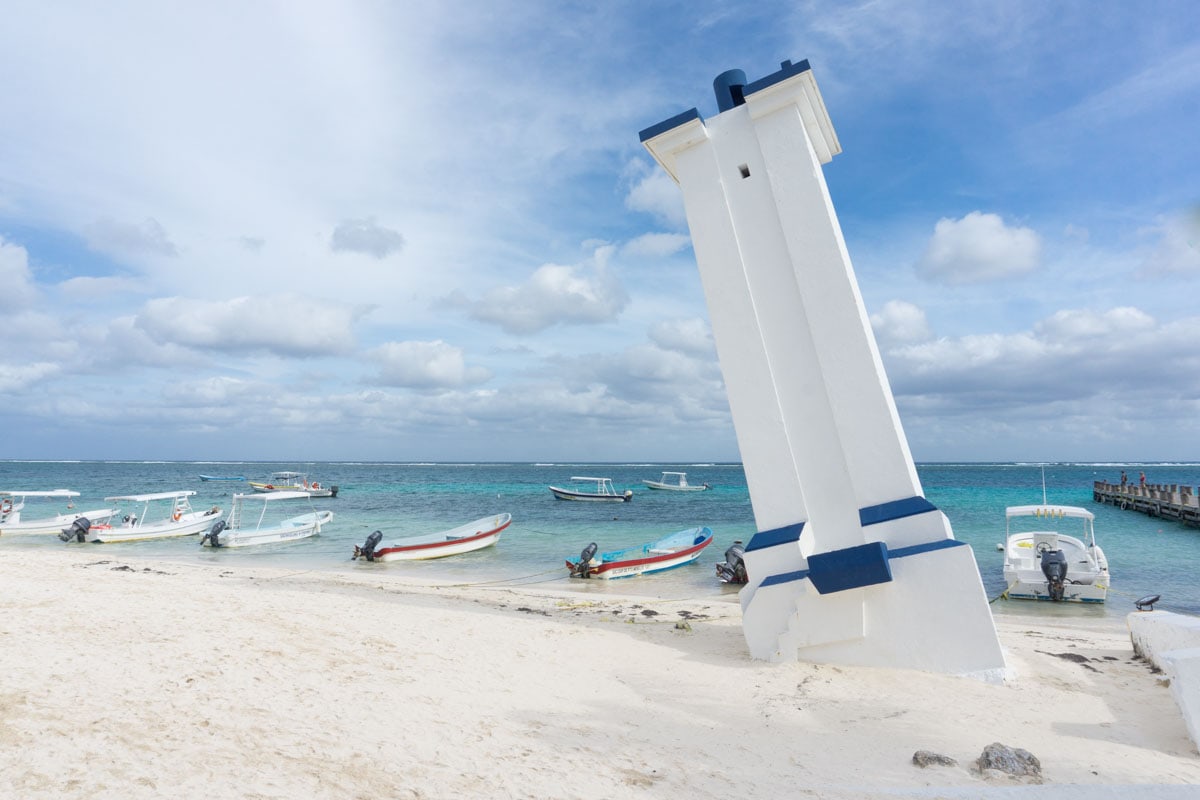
<box><xmin>641</xmin><ymin>481</ymin><xmax>707</xmax><ymax>492</ymax></box>
<box><xmin>205</xmin><ymin>510</ymin><xmax>332</xmax><ymax>548</ymax></box>
<box><xmin>0</xmin><ymin>508</ymin><xmax>118</xmax><ymax>537</ymax></box>
<box><xmin>373</xmin><ymin>514</ymin><xmax>512</xmax><ymax>561</ymax></box>
<box><xmin>548</xmin><ymin>487</ymin><xmax>631</xmax><ymax>502</ymax></box>
<box><xmin>567</xmin><ymin>528</ymin><xmax>713</xmax><ymax>579</ymax></box>
<box><xmin>91</xmin><ymin>508</ymin><xmax>224</xmax><ymax>543</ymax></box>
<box><xmin>248</xmin><ymin>482</ymin><xmax>338</xmax><ymax>498</ymax></box>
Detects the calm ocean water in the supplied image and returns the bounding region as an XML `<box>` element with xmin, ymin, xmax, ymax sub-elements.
<box><xmin>3</xmin><ymin>460</ymin><xmax>1198</xmax><ymax>618</ymax></box>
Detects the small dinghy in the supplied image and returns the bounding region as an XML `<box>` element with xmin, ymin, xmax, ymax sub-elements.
<box><xmin>352</xmin><ymin>513</ymin><xmax>512</xmax><ymax>562</ymax></box>
<box><xmin>566</xmin><ymin>526</ymin><xmax>713</xmax><ymax>579</ymax></box>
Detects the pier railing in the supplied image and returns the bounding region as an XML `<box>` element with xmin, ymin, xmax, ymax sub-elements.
<box><xmin>1093</xmin><ymin>480</ymin><xmax>1200</xmax><ymax>526</ymax></box>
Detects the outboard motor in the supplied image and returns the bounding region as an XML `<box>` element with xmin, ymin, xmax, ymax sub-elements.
<box><xmin>201</xmin><ymin>519</ymin><xmax>227</xmax><ymax>548</ymax></box>
<box><xmin>1040</xmin><ymin>548</ymin><xmax>1068</xmax><ymax>601</ymax></box>
<box><xmin>715</xmin><ymin>540</ymin><xmax>748</xmax><ymax>584</ymax></box>
<box><xmin>352</xmin><ymin>530</ymin><xmax>384</xmax><ymax>561</ymax></box>
<box><xmin>58</xmin><ymin>517</ymin><xmax>91</xmax><ymax>543</ymax></box>
<box><xmin>570</xmin><ymin>542</ymin><xmax>599</xmax><ymax>578</ymax></box>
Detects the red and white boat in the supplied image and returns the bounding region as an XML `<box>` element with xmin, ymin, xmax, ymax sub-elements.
<box><xmin>566</xmin><ymin>526</ymin><xmax>713</xmax><ymax>579</ymax></box>
<box><xmin>352</xmin><ymin>513</ymin><xmax>512</xmax><ymax>562</ymax></box>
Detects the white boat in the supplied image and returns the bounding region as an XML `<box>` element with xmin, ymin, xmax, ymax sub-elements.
<box><xmin>200</xmin><ymin>491</ymin><xmax>333</xmax><ymax>548</ymax></box>
<box><xmin>999</xmin><ymin>504</ymin><xmax>1110</xmax><ymax>603</ymax></box>
<box><xmin>247</xmin><ymin>471</ymin><xmax>338</xmax><ymax>498</ymax></box>
<box><xmin>0</xmin><ymin>490</ymin><xmax>119</xmax><ymax>537</ymax></box>
<box><xmin>65</xmin><ymin>491</ymin><xmax>223</xmax><ymax>543</ymax></box>
<box><xmin>548</xmin><ymin>476</ymin><xmax>632</xmax><ymax>502</ymax></box>
<box><xmin>641</xmin><ymin>471</ymin><xmax>709</xmax><ymax>492</ymax></box>
<box><xmin>565</xmin><ymin>526</ymin><xmax>714</xmax><ymax>579</ymax></box>
<box><xmin>352</xmin><ymin>513</ymin><xmax>512</xmax><ymax>562</ymax></box>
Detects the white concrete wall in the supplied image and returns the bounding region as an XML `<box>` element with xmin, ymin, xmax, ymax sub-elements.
<box><xmin>1128</xmin><ymin>611</ymin><xmax>1200</xmax><ymax>751</ymax></box>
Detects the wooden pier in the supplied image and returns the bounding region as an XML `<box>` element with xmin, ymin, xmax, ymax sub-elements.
<box><xmin>1093</xmin><ymin>480</ymin><xmax>1200</xmax><ymax>527</ymax></box>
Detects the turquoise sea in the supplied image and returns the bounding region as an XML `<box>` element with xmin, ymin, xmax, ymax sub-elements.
<box><xmin>3</xmin><ymin>460</ymin><xmax>1198</xmax><ymax>619</ymax></box>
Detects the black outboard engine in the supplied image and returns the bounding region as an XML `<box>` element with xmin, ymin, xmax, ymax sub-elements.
<box><xmin>58</xmin><ymin>517</ymin><xmax>91</xmax><ymax>543</ymax></box>
<box><xmin>1040</xmin><ymin>548</ymin><xmax>1068</xmax><ymax>601</ymax></box>
<box><xmin>715</xmin><ymin>540</ymin><xmax>748</xmax><ymax>584</ymax></box>
<box><xmin>201</xmin><ymin>519</ymin><xmax>227</xmax><ymax>548</ymax></box>
<box><xmin>570</xmin><ymin>542</ymin><xmax>599</xmax><ymax>578</ymax></box>
<box><xmin>353</xmin><ymin>530</ymin><xmax>383</xmax><ymax>561</ymax></box>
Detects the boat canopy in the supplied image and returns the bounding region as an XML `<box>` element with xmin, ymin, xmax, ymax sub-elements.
<box><xmin>105</xmin><ymin>490</ymin><xmax>197</xmax><ymax>502</ymax></box>
<box><xmin>0</xmin><ymin>489</ymin><xmax>80</xmax><ymax>498</ymax></box>
<box><xmin>1005</xmin><ymin>504</ymin><xmax>1094</xmax><ymax>521</ymax></box>
<box><xmin>569</xmin><ymin>476</ymin><xmax>610</xmax><ymax>482</ymax></box>
<box><xmin>269</xmin><ymin>471</ymin><xmax>304</xmax><ymax>479</ymax></box>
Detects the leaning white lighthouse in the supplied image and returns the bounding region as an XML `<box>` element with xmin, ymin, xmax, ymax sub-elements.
<box><xmin>641</xmin><ymin>60</ymin><xmax>1005</xmax><ymax>677</ymax></box>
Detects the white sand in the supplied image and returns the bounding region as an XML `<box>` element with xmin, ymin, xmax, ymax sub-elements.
<box><xmin>2</xmin><ymin>549</ymin><xmax>1198</xmax><ymax>799</ymax></box>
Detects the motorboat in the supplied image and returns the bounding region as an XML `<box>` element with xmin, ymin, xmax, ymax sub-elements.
<box><xmin>0</xmin><ymin>490</ymin><xmax>119</xmax><ymax>537</ymax></box>
<box><xmin>715</xmin><ymin>539</ymin><xmax>748</xmax><ymax>584</ymax></box>
<box><xmin>566</xmin><ymin>526</ymin><xmax>713</xmax><ymax>579</ymax></box>
<box><xmin>200</xmin><ymin>491</ymin><xmax>332</xmax><ymax>548</ymax></box>
<box><xmin>352</xmin><ymin>513</ymin><xmax>512</xmax><ymax>562</ymax></box>
<box><xmin>62</xmin><ymin>491</ymin><xmax>223</xmax><ymax>543</ymax></box>
<box><xmin>248</xmin><ymin>471</ymin><xmax>338</xmax><ymax>498</ymax></box>
<box><xmin>199</xmin><ymin>474</ymin><xmax>246</xmax><ymax>482</ymax></box>
<box><xmin>999</xmin><ymin>504</ymin><xmax>1110</xmax><ymax>603</ymax></box>
<box><xmin>642</xmin><ymin>471</ymin><xmax>709</xmax><ymax>492</ymax></box>
<box><xmin>548</xmin><ymin>476</ymin><xmax>632</xmax><ymax>502</ymax></box>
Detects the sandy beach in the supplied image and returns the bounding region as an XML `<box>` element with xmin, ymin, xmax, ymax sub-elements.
<box><xmin>2</xmin><ymin>549</ymin><xmax>1199</xmax><ymax>799</ymax></box>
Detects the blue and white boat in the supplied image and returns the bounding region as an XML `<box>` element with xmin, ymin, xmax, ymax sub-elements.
<box><xmin>566</xmin><ymin>526</ymin><xmax>713</xmax><ymax>579</ymax></box>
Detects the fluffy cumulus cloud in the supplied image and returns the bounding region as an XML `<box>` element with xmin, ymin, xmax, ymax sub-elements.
<box><xmin>647</xmin><ymin>317</ymin><xmax>713</xmax><ymax>357</ymax></box>
<box><xmin>369</xmin><ymin>340</ymin><xmax>491</xmax><ymax>389</ymax></box>
<box><xmin>329</xmin><ymin>218</ymin><xmax>405</xmax><ymax>259</ymax></box>
<box><xmin>0</xmin><ymin>236</ymin><xmax>38</xmax><ymax>308</ymax></box>
<box><xmin>624</xmin><ymin>167</ymin><xmax>687</xmax><ymax>229</ymax></box>
<box><xmin>0</xmin><ymin>361</ymin><xmax>61</xmax><ymax>392</ymax></box>
<box><xmin>881</xmin><ymin>306</ymin><xmax>1199</xmax><ymax>411</ymax></box>
<box><xmin>1139</xmin><ymin>210</ymin><xmax>1200</xmax><ymax>275</ymax></box>
<box><xmin>870</xmin><ymin>300</ymin><xmax>933</xmax><ymax>347</ymax></box>
<box><xmin>915</xmin><ymin>212</ymin><xmax>1041</xmax><ymax>285</ymax></box>
<box><xmin>469</xmin><ymin>256</ymin><xmax>629</xmax><ymax>335</ymax></box>
<box><xmin>133</xmin><ymin>294</ymin><xmax>364</xmax><ymax>356</ymax></box>
<box><xmin>84</xmin><ymin>217</ymin><xmax>178</xmax><ymax>259</ymax></box>
<box><xmin>621</xmin><ymin>232</ymin><xmax>691</xmax><ymax>259</ymax></box>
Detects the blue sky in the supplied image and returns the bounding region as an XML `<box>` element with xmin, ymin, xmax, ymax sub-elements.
<box><xmin>2</xmin><ymin>1</ymin><xmax>1198</xmax><ymax>462</ymax></box>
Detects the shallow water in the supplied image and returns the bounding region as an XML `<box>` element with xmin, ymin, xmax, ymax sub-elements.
<box><xmin>2</xmin><ymin>460</ymin><xmax>1196</xmax><ymax>617</ymax></box>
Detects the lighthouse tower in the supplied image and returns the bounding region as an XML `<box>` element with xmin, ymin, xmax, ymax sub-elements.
<box><xmin>640</xmin><ymin>60</ymin><xmax>1005</xmax><ymax>677</ymax></box>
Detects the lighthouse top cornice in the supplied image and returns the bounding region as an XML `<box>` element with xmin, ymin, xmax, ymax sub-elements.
<box><xmin>639</xmin><ymin>58</ymin><xmax>842</xmax><ymax>181</ymax></box>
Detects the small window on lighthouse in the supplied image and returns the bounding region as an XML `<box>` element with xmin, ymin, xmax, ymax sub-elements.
<box><xmin>738</xmin><ymin>164</ymin><xmax>751</xmax><ymax>178</ymax></box>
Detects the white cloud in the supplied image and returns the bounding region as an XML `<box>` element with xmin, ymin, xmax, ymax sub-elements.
<box><xmin>133</xmin><ymin>295</ymin><xmax>364</xmax><ymax>356</ymax></box>
<box><xmin>84</xmin><ymin>217</ymin><xmax>178</xmax><ymax>259</ymax></box>
<box><xmin>625</xmin><ymin>167</ymin><xmax>687</xmax><ymax>228</ymax></box>
<box><xmin>1139</xmin><ymin>210</ymin><xmax>1200</xmax><ymax>275</ymax></box>
<box><xmin>870</xmin><ymin>300</ymin><xmax>933</xmax><ymax>346</ymax></box>
<box><xmin>469</xmin><ymin>253</ymin><xmax>629</xmax><ymax>335</ymax></box>
<box><xmin>915</xmin><ymin>212</ymin><xmax>1041</xmax><ymax>285</ymax></box>
<box><xmin>330</xmin><ymin>218</ymin><xmax>405</xmax><ymax>259</ymax></box>
<box><xmin>369</xmin><ymin>340</ymin><xmax>491</xmax><ymax>389</ymax></box>
<box><xmin>622</xmin><ymin>232</ymin><xmax>691</xmax><ymax>259</ymax></box>
<box><xmin>1033</xmin><ymin>307</ymin><xmax>1155</xmax><ymax>341</ymax></box>
<box><xmin>647</xmin><ymin>317</ymin><xmax>713</xmax><ymax>357</ymax></box>
<box><xmin>0</xmin><ymin>361</ymin><xmax>60</xmax><ymax>392</ymax></box>
<box><xmin>0</xmin><ymin>236</ymin><xmax>38</xmax><ymax>308</ymax></box>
